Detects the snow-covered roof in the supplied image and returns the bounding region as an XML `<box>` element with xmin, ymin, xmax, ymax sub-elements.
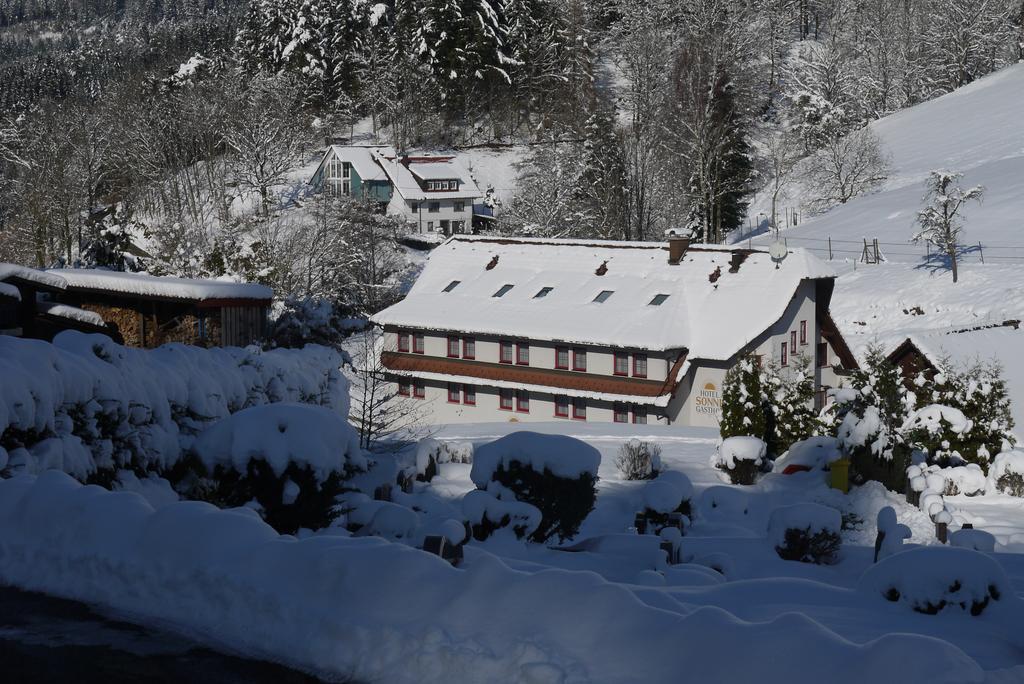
<box><xmin>37</xmin><ymin>301</ymin><xmax>106</xmax><ymax>327</ymax></box>
<box><xmin>327</xmin><ymin>145</ymin><xmax>393</xmax><ymax>182</ymax></box>
<box><xmin>371</xmin><ymin>236</ymin><xmax>836</xmax><ymax>360</ymax></box>
<box><xmin>0</xmin><ymin>263</ymin><xmax>67</xmax><ymax>291</ymax></box>
<box><xmin>376</xmin><ymin>155</ymin><xmax>482</xmax><ymax>201</ymax></box>
<box><xmin>47</xmin><ymin>269</ymin><xmax>273</xmax><ymax>303</ymax></box>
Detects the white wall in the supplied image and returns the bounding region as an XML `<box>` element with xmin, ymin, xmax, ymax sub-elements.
<box><xmin>389</xmin><ymin>196</ymin><xmax>474</xmax><ymax>234</ymax></box>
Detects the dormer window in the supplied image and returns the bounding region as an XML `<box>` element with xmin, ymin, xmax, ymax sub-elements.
<box><xmin>649</xmin><ymin>294</ymin><xmax>670</xmax><ymax>306</ymax></box>
<box><xmin>493</xmin><ymin>283</ymin><xmax>514</xmax><ymax>297</ymax></box>
<box><xmin>442</xmin><ymin>280</ymin><xmax>460</xmax><ymax>292</ymax></box>
<box><xmin>534</xmin><ymin>287</ymin><xmax>553</xmax><ymax>299</ymax></box>
<box><xmin>593</xmin><ymin>290</ymin><xmax>614</xmax><ymax>303</ymax></box>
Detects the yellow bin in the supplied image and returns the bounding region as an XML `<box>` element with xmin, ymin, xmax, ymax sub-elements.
<box><xmin>831</xmin><ymin>458</ymin><xmax>850</xmax><ymax>493</ymax></box>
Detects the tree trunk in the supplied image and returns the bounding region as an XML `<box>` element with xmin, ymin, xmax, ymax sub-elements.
<box><xmin>949</xmin><ymin>247</ymin><xmax>959</xmax><ymax>283</ymax></box>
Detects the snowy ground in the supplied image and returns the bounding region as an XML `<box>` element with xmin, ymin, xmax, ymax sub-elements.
<box><xmin>415</xmin><ymin>422</ymin><xmax>1024</xmax><ymax>679</ymax></box>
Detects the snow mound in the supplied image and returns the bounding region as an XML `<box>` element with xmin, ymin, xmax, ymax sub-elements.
<box><xmin>950</xmin><ymin>529</ymin><xmax>997</xmax><ymax>553</ymax></box>
<box><xmin>471</xmin><ymin>431</ymin><xmax>600</xmax><ymax>486</ymax></box>
<box><xmin>712</xmin><ymin>437</ymin><xmax>766</xmax><ymax>470</ymax></box>
<box><xmin>859</xmin><ymin>547</ymin><xmax>1011</xmax><ymax>616</ymax></box>
<box><xmin>192</xmin><ymin>403</ymin><xmax>365</xmax><ymax>482</ymax></box>
<box><xmin>653</xmin><ymin>470</ymin><xmax>694</xmax><ymax>503</ymax></box>
<box><xmin>462</xmin><ymin>487</ymin><xmax>542</xmax><ymax>539</ymax></box>
<box><xmin>776</xmin><ymin>436</ymin><xmax>843</xmax><ymax>471</ymax></box>
<box><xmin>0</xmin><ymin>472</ymin><xmax>994</xmax><ymax>683</ymax></box>
<box><xmin>416</xmin><ymin>437</ymin><xmax>473</xmax><ymax>474</ymax></box>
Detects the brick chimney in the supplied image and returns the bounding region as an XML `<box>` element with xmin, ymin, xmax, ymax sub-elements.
<box><xmin>665</xmin><ymin>229</ymin><xmax>690</xmax><ymax>265</ymax></box>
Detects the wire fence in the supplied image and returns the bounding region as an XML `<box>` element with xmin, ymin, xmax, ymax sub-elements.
<box><xmin>740</xmin><ymin>233</ymin><xmax>1024</xmax><ymax>265</ymax></box>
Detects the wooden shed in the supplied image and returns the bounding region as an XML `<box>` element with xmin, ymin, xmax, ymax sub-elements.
<box><xmin>1</xmin><ymin>264</ymin><xmax>122</xmax><ymax>342</ymax></box>
<box><xmin>46</xmin><ymin>269</ymin><xmax>272</xmax><ymax>349</ymax></box>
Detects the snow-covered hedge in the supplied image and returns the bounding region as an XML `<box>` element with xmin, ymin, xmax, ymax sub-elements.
<box><xmin>638</xmin><ymin>470</ymin><xmax>694</xmax><ymax>533</ymax></box>
<box><xmin>768</xmin><ymin>503</ymin><xmax>842</xmax><ymax>565</ymax></box>
<box><xmin>907</xmin><ymin>463</ymin><xmax>986</xmax><ymax>497</ymax></box>
<box><xmin>859</xmin><ymin>547</ymin><xmax>1010</xmax><ymax>616</ymax></box>
<box><xmin>463</xmin><ymin>484</ymin><xmax>542</xmax><ymax>542</ymax></box>
<box><xmin>470</xmin><ymin>432</ymin><xmax>600</xmax><ymax>543</ymax></box>
<box><xmin>0</xmin><ymin>472</ymin><xmax>989</xmax><ymax>684</ymax></box>
<box><xmin>987</xmin><ymin>450</ymin><xmax>1024</xmax><ymax>496</ymax></box>
<box><xmin>0</xmin><ymin>332</ymin><xmax>348</xmax><ymax>483</ymax></box>
<box><xmin>711</xmin><ymin>436</ymin><xmax>765</xmax><ymax>485</ymax></box>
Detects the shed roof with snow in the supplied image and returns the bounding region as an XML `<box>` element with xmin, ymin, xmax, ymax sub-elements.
<box><xmin>47</xmin><ymin>269</ymin><xmax>272</xmax><ymax>305</ymax></box>
<box><xmin>371</xmin><ymin>236</ymin><xmax>836</xmax><ymax>361</ymax></box>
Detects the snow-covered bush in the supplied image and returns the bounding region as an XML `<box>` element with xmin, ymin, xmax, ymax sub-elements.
<box><xmin>470</xmin><ymin>432</ymin><xmax>599</xmax><ymax>543</ymax></box>
<box><xmin>711</xmin><ymin>436</ymin><xmax>766</xmax><ymax>485</ymax></box>
<box><xmin>614</xmin><ymin>439</ymin><xmax>662</xmax><ymax>480</ymax></box>
<box><xmin>768</xmin><ymin>503</ymin><xmax>842</xmax><ymax>565</ymax></box>
<box><xmin>416</xmin><ymin>438</ymin><xmax>473</xmax><ymax>482</ymax></box>
<box><xmin>940</xmin><ymin>463</ymin><xmax>987</xmax><ymax>496</ymax></box>
<box><xmin>905</xmin><ymin>361</ymin><xmax>1016</xmax><ymax>468</ymax></box>
<box><xmin>719</xmin><ymin>355</ymin><xmax>767</xmax><ymax>442</ymax></box>
<box><xmin>182</xmin><ymin>403</ymin><xmax>366</xmax><ymax>533</ymax></box>
<box><xmin>462</xmin><ymin>484</ymin><xmax>542</xmax><ymax>542</ymax></box>
<box><xmin>987</xmin><ymin>450</ymin><xmax>1024</xmax><ymax>497</ymax></box>
<box><xmin>875</xmin><ymin>506</ymin><xmax>911</xmax><ymax>561</ymax></box>
<box><xmin>265</xmin><ymin>296</ymin><xmax>364</xmax><ymax>351</ymax></box>
<box><xmin>859</xmin><ymin>547</ymin><xmax>1008</xmax><ymax>616</ymax></box>
<box><xmin>637</xmin><ymin>471</ymin><xmax>693</xmax><ymax>534</ymax></box>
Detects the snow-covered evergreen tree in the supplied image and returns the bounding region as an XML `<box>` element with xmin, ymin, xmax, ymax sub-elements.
<box><xmin>912</xmin><ymin>170</ymin><xmax>984</xmax><ymax>283</ymax></box>
<box><xmin>720</xmin><ymin>355</ymin><xmax>767</xmax><ymax>441</ymax></box>
<box><xmin>764</xmin><ymin>354</ymin><xmax>824</xmax><ymax>456</ymax></box>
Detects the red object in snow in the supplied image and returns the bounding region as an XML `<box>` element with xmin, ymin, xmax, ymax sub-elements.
<box><xmin>782</xmin><ymin>464</ymin><xmax>813</xmax><ymax>475</ymax></box>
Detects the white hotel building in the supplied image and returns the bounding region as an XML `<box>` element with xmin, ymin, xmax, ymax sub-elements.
<box><xmin>370</xmin><ymin>235</ymin><xmax>857</xmax><ymax>427</ymax></box>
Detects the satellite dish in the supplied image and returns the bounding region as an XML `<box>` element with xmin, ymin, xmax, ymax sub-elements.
<box><xmin>769</xmin><ymin>241</ymin><xmax>788</xmax><ymax>268</ymax></box>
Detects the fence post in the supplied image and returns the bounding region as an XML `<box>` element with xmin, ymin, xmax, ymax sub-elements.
<box><xmin>828</xmin><ymin>236</ymin><xmax>833</xmax><ymax>260</ymax></box>
<box><xmin>978</xmin><ymin>242</ymin><xmax>985</xmax><ymax>264</ymax></box>
<box><xmin>874</xmin><ymin>238</ymin><xmax>880</xmax><ymax>263</ymax></box>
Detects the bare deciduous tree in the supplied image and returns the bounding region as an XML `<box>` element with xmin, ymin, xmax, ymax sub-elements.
<box><xmin>804</xmin><ymin>126</ymin><xmax>890</xmax><ymax>209</ymax></box>
<box><xmin>913</xmin><ymin>170</ymin><xmax>984</xmax><ymax>283</ymax></box>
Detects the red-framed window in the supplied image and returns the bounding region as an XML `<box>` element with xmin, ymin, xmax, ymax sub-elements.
<box><xmin>397</xmin><ymin>332</ymin><xmax>410</xmax><ymax>352</ymax></box>
<box><xmin>572</xmin><ymin>398</ymin><xmax>587</xmax><ymax>420</ymax></box>
<box><xmin>397</xmin><ymin>379</ymin><xmax>411</xmax><ymax>396</ymax></box>
<box><xmin>447</xmin><ymin>383</ymin><xmax>461</xmax><ymax>403</ymax></box>
<box><xmin>555</xmin><ymin>347</ymin><xmax>569</xmax><ymax>370</ymax></box>
<box><xmin>447</xmin><ymin>336</ymin><xmax>460</xmax><ymax>358</ymax></box>
<box><xmin>800</xmin><ymin>320</ymin><xmax>808</xmax><ymax>345</ymax></box>
<box><xmin>572</xmin><ymin>348</ymin><xmax>587</xmax><ymax>372</ymax></box>
<box><xmin>499</xmin><ymin>388</ymin><xmax>513</xmax><ymax>410</ymax></box>
<box><xmin>413</xmin><ymin>333</ymin><xmax>425</xmax><ymax>354</ymax></box>
<box><xmin>462</xmin><ymin>337</ymin><xmax>476</xmax><ymax>360</ymax></box>
<box><xmin>554</xmin><ymin>395</ymin><xmax>569</xmax><ymax>418</ymax></box>
<box><xmin>516</xmin><ymin>343</ymin><xmax>530</xmax><ymax>366</ymax></box>
<box><xmin>613</xmin><ymin>403</ymin><xmax>628</xmax><ymax>423</ymax></box>
<box><xmin>413</xmin><ymin>379</ymin><xmax>426</xmax><ymax>398</ymax></box>
<box><xmin>817</xmin><ymin>342</ymin><xmax>828</xmax><ymax>368</ymax></box>
<box><xmin>633</xmin><ymin>353</ymin><xmax>648</xmax><ymax>378</ymax></box>
<box><xmin>463</xmin><ymin>385</ymin><xmax>476</xmax><ymax>405</ymax></box>
<box><xmin>613</xmin><ymin>352</ymin><xmax>628</xmax><ymax>376</ymax></box>
<box><xmin>500</xmin><ymin>341</ymin><xmax>513</xmax><ymax>364</ymax></box>
<box><xmin>516</xmin><ymin>390</ymin><xmax>530</xmax><ymax>413</ymax></box>
<box><xmin>632</xmin><ymin>406</ymin><xmax>648</xmax><ymax>424</ymax></box>
<box><xmin>790</xmin><ymin>330</ymin><xmax>798</xmax><ymax>354</ymax></box>
<box><xmin>781</xmin><ymin>341</ymin><xmax>789</xmax><ymax>367</ymax></box>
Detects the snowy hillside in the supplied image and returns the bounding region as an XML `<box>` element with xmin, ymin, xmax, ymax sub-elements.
<box><xmin>750</xmin><ymin>63</ymin><xmax>1024</xmax><ymax>263</ymax></box>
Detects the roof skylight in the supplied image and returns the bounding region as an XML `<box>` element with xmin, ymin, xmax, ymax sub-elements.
<box><xmin>649</xmin><ymin>294</ymin><xmax>670</xmax><ymax>306</ymax></box>
<box><xmin>593</xmin><ymin>290</ymin><xmax>614</xmax><ymax>303</ymax></box>
<box><xmin>534</xmin><ymin>286</ymin><xmax>554</xmax><ymax>299</ymax></box>
<box><xmin>493</xmin><ymin>283</ymin><xmax>514</xmax><ymax>298</ymax></box>
<box><xmin>442</xmin><ymin>280</ymin><xmax>461</xmax><ymax>292</ymax></box>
